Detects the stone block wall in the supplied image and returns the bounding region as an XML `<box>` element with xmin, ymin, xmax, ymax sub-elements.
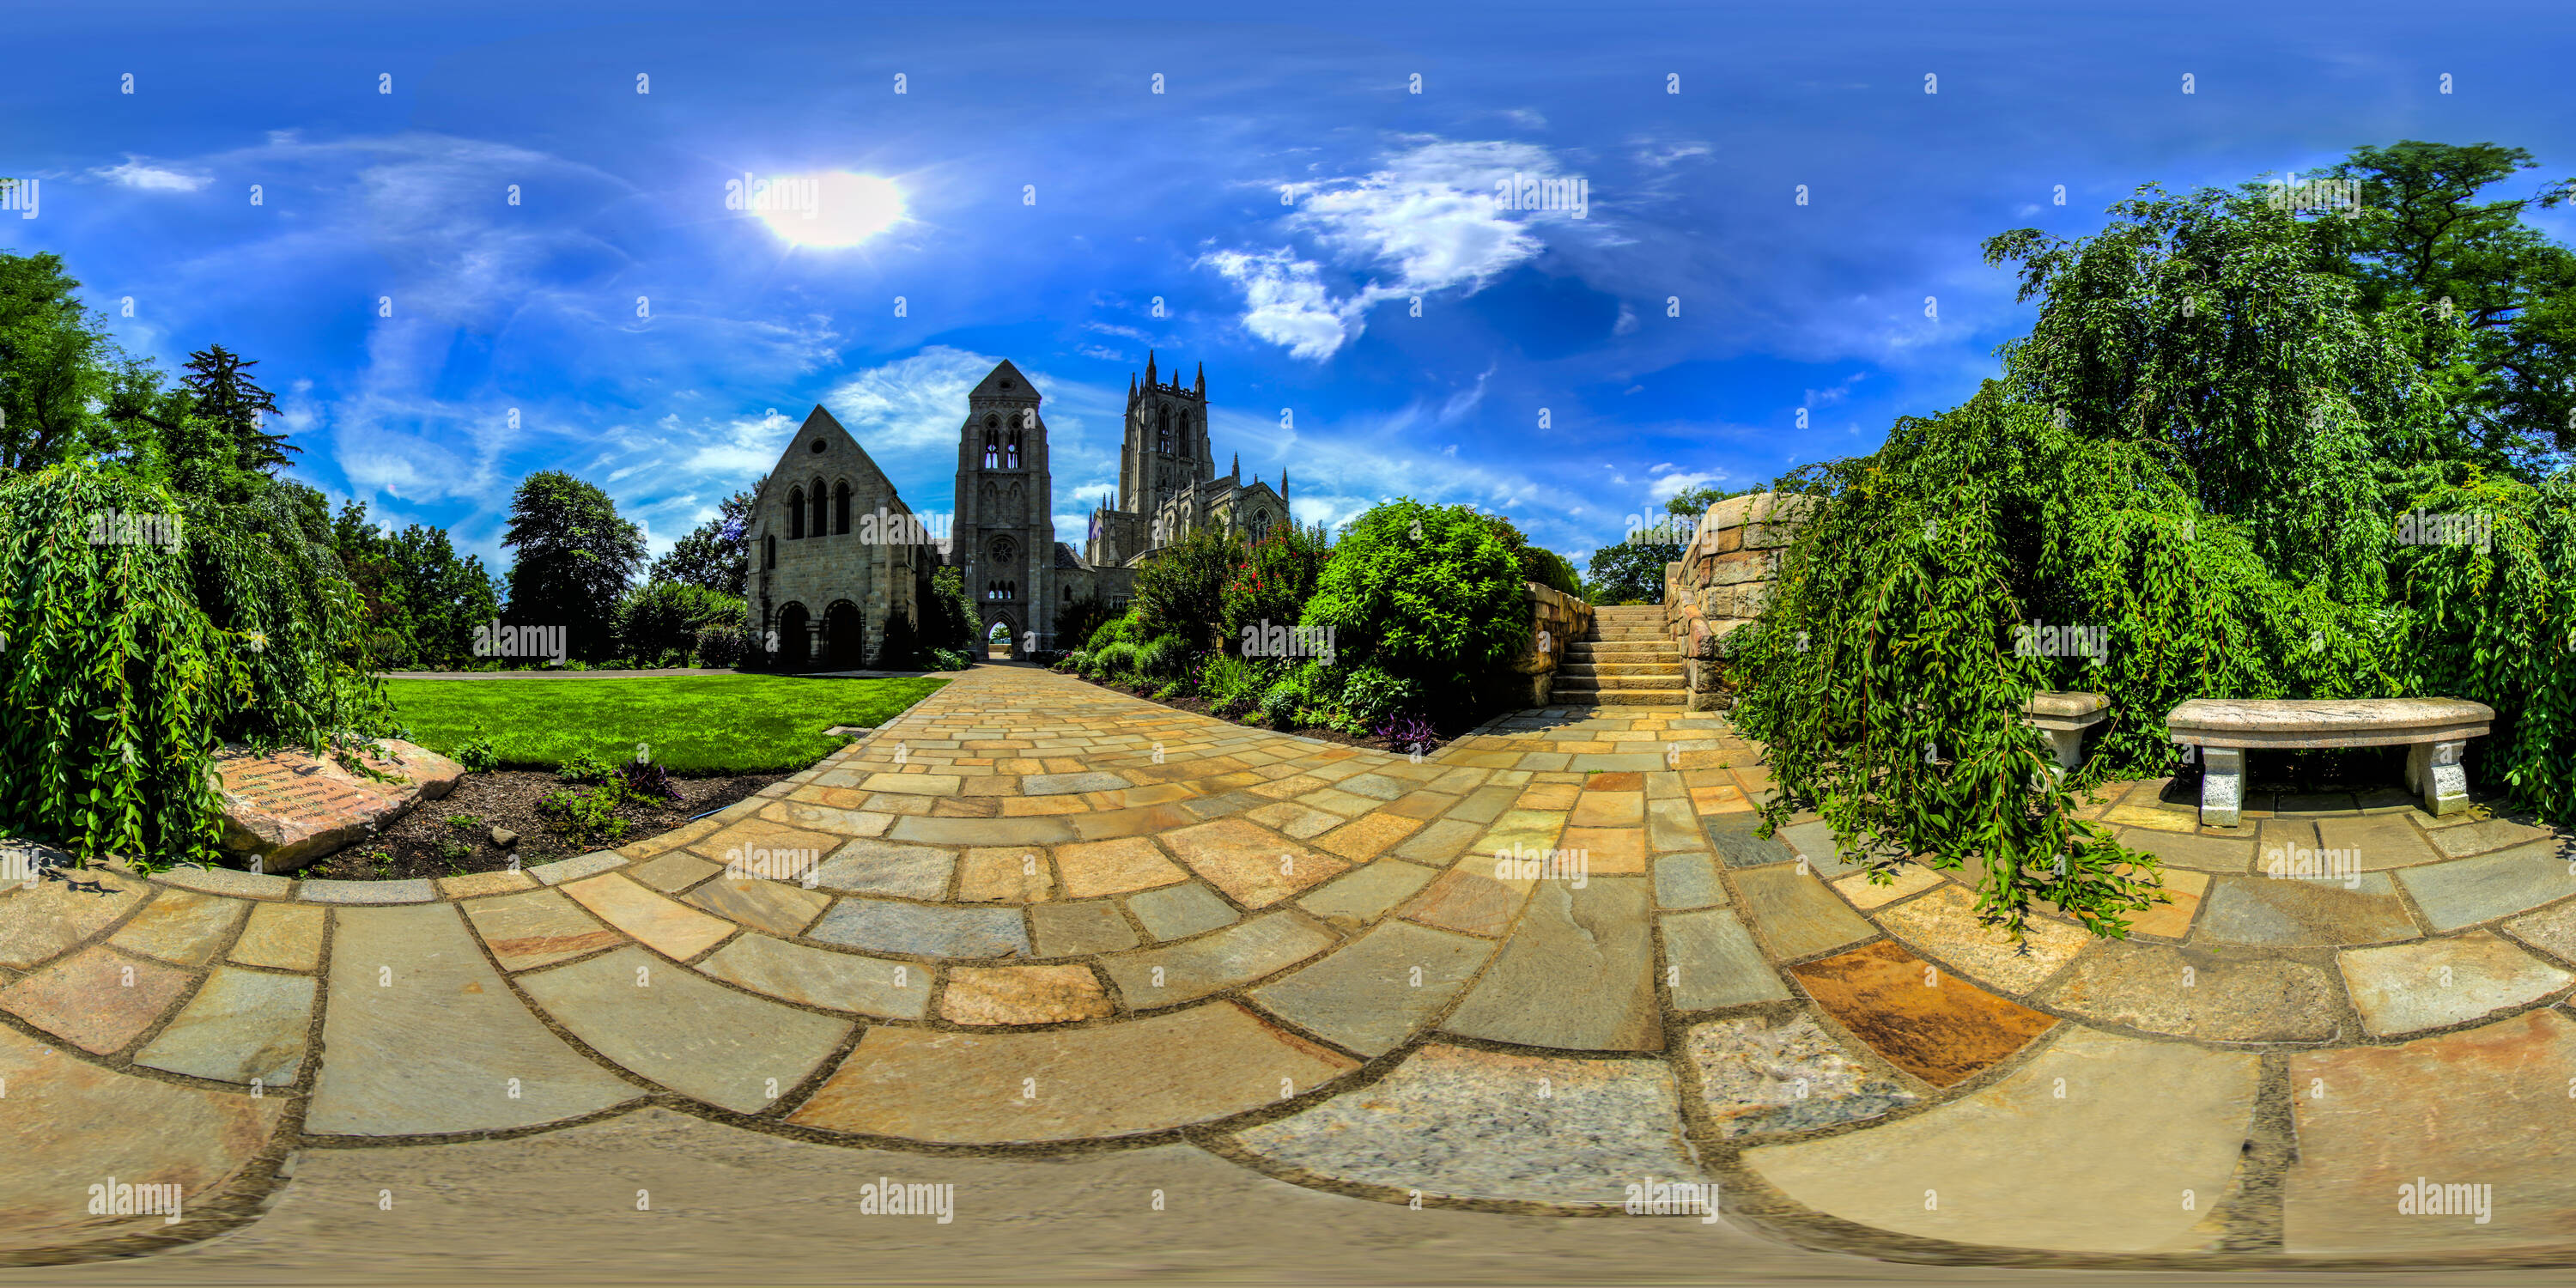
<box><xmin>1663</xmin><ymin>492</ymin><xmax>1813</xmax><ymax>710</ymax></box>
<box><xmin>1511</xmin><ymin>582</ymin><xmax>1595</xmax><ymax>707</ymax></box>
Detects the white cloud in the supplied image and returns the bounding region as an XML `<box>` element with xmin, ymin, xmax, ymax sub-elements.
<box><xmin>817</xmin><ymin>345</ymin><xmax>999</xmax><ymax>454</ymax></box>
<box><xmin>91</xmin><ymin>157</ymin><xmax>210</xmax><ymax>191</ymax></box>
<box><xmin>1201</xmin><ymin>138</ymin><xmax>1595</xmax><ymax>361</ymax></box>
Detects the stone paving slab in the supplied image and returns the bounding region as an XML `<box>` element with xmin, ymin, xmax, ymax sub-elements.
<box><xmin>1661</xmin><ymin>908</ymin><xmax>1789</xmax><ymax>1011</ymax></box>
<box><xmin>460</xmin><ymin>888</ymin><xmax>625</xmax><ymax>972</ymax></box>
<box><xmin>0</xmin><ymin>1023</ymin><xmax>287</xmax><ymax>1255</ymax></box>
<box><xmin>228</xmin><ymin>899</ymin><xmax>324</xmax><ymax>972</ymax></box>
<box><xmin>1443</xmin><ymin>878</ymin><xmax>1660</xmax><ymax>1052</ymax></box>
<box><xmin>1651</xmin><ymin>851</ymin><xmax>1725</xmax><ymax>911</ymax></box>
<box><xmin>307</xmin><ymin>902</ymin><xmax>638</xmax><ymax>1135</ymax></box>
<box><xmin>695</xmin><ymin>933</ymin><xmax>930</xmax><ymax>1019</ymax></box>
<box><xmin>1771</xmin><ymin>821</ymin><xmax>1864</xmax><ymax>878</ymax></box>
<box><xmin>0</xmin><ymin>945</ymin><xmax>193</xmax><ymax>1054</ymax></box>
<box><xmin>0</xmin><ymin>870</ymin><xmax>146</xmax><ymax>969</ymax></box>
<box><xmin>1127</xmin><ymin>881</ymin><xmax>1241</xmax><ymax>941</ymax></box>
<box><xmin>1160</xmin><ymin>818</ymin><xmax>1351</xmax><ymax>908</ymax></box>
<box><xmin>1686</xmin><ymin>1013</ymin><xmax>1917</xmax><ymax>1138</ymax></box>
<box><xmin>681</xmin><ymin>876</ymin><xmax>832</xmax><ymax>939</ymax></box>
<box><xmin>2287</xmin><ymin>1008</ymin><xmax>2576</xmax><ymax>1254</ymax></box>
<box><xmin>1747</xmin><ymin>1026</ymin><xmax>2259</xmax><ymax>1254</ymax></box>
<box><xmin>297</xmin><ymin>878</ymin><xmax>437</xmax><ymax>905</ymax></box>
<box><xmin>2336</xmin><ymin>930</ymin><xmax>2571</xmax><ymax>1036</ymax></box>
<box><xmin>517</xmin><ymin>946</ymin><xmax>851</xmax><ymax>1114</ymax></box>
<box><xmin>134</xmin><ymin>966</ymin><xmax>316</xmax><ymax>1086</ymax></box>
<box><xmin>788</xmin><ymin>1002</ymin><xmax>1358</xmax><ymax>1144</ymax></box>
<box><xmin>1098</xmin><ymin>912</ymin><xmax>1337</xmax><ymax>1006</ymax></box>
<box><xmin>1734</xmin><ymin>865</ymin><xmax>1875</xmax><ymax>963</ymax></box>
<box><xmin>155</xmin><ymin>864</ymin><xmax>295</xmax><ymax>900</ymax></box>
<box><xmin>1053</xmin><ymin>837</ymin><xmax>1190</xmax><ymax>898</ymax></box>
<box><xmin>2309</xmin><ymin>814</ymin><xmax>2443</xmax><ymax>871</ymax></box>
<box><xmin>939</xmin><ymin>963</ymin><xmax>1116</xmax><ymax>1025</ymax></box>
<box><xmin>1873</xmin><ymin>884</ymin><xmax>2084</xmax><ymax>995</ymax></box>
<box><xmin>528</xmin><ymin>851</ymin><xmax>627</xmax><ymax>886</ymax></box>
<box><xmin>2038</xmin><ymin>940</ymin><xmax>2342</xmax><ymax>1042</ymax></box>
<box><xmin>1297</xmin><ymin>861</ymin><xmax>1437</xmax><ymax>931</ymax></box>
<box><xmin>2116</xmin><ymin>828</ymin><xmax>2255</xmax><ymax>873</ymax></box>
<box><xmin>2396</xmin><ymin>841</ymin><xmax>2576</xmax><ymax>933</ymax></box>
<box><xmin>560</xmin><ymin>873</ymin><xmax>736</xmax><ymax>961</ymax></box>
<box><xmin>1029</xmin><ymin>901</ymin><xmax>1139</xmax><ymax>957</ymax></box>
<box><xmin>107</xmin><ymin>890</ymin><xmax>247</xmax><ymax>966</ymax></box>
<box><xmin>1247</xmin><ymin>920</ymin><xmax>1492</xmax><ymax>1055</ymax></box>
<box><xmin>1232</xmin><ymin>1042</ymin><xmax>1702</xmax><ymax>1208</ymax></box>
<box><xmin>1791</xmin><ymin>940</ymin><xmax>2057</xmax><ymax>1087</ymax></box>
<box><xmin>2195</xmin><ymin>872</ymin><xmax>2421</xmax><ymax>947</ymax></box>
<box><xmin>813</xmin><ymin>839</ymin><xmax>956</xmax><ymax>899</ymax></box>
<box><xmin>1832</xmin><ymin>864</ymin><xmax>1943</xmax><ymax>912</ymax></box>
<box><xmin>806</xmin><ymin>896</ymin><xmax>1034</xmax><ymax>959</ymax></box>
<box><xmin>2429</xmin><ymin>815</ymin><xmax>2558</xmax><ymax>860</ymax></box>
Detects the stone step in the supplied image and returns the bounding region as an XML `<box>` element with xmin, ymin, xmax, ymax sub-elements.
<box><xmin>1567</xmin><ymin>643</ymin><xmax>1674</xmax><ymax>658</ymax></box>
<box><xmin>1561</xmin><ymin>689</ymin><xmax>1690</xmax><ymax>706</ymax></box>
<box><xmin>1555</xmin><ymin>675</ymin><xmax>1686</xmax><ymax>694</ymax></box>
<box><xmin>1558</xmin><ymin>661</ymin><xmax>1683</xmax><ymax>677</ymax></box>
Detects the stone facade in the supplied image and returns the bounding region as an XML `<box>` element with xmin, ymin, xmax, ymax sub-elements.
<box><xmin>1510</xmin><ymin>583</ymin><xmax>1595</xmax><ymax>707</ymax></box>
<box><xmin>1662</xmin><ymin>492</ymin><xmax>1812</xmax><ymax>710</ymax></box>
<box><xmin>744</xmin><ymin>406</ymin><xmax>941</xmax><ymax>670</ymax></box>
<box><xmin>745</xmin><ymin>355</ymin><xmax>1291</xmax><ymax>665</ymax></box>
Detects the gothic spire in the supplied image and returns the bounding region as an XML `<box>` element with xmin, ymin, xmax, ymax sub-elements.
<box><xmin>1230</xmin><ymin>452</ymin><xmax>1239</xmax><ymax>480</ymax></box>
<box><xmin>1194</xmin><ymin>361</ymin><xmax>1204</xmax><ymax>397</ymax></box>
<box><xmin>1145</xmin><ymin>349</ymin><xmax>1157</xmax><ymax>387</ymax></box>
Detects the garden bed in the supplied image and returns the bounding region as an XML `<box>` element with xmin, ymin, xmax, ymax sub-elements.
<box><xmin>1066</xmin><ymin>671</ymin><xmax>1485</xmax><ymax>759</ymax></box>
<box><xmin>294</xmin><ymin>769</ymin><xmax>781</xmax><ymax>883</ymax></box>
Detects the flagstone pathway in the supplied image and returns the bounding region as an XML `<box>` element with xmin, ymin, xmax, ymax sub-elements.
<box><xmin>6</xmin><ymin>662</ymin><xmax>2576</xmax><ymax>1268</ymax></box>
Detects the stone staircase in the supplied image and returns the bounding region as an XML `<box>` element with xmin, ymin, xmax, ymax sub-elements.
<box><xmin>1553</xmin><ymin>605</ymin><xmax>1686</xmax><ymax>706</ymax></box>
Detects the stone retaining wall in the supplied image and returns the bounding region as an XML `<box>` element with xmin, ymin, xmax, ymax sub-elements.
<box><xmin>1511</xmin><ymin>582</ymin><xmax>1594</xmax><ymax>708</ymax></box>
<box><xmin>1663</xmin><ymin>492</ymin><xmax>1813</xmax><ymax>710</ymax></box>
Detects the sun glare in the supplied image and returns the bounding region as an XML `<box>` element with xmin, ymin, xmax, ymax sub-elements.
<box><xmin>759</xmin><ymin>171</ymin><xmax>906</xmax><ymax>247</ymax></box>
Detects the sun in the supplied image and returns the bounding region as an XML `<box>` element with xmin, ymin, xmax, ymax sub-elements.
<box><xmin>760</xmin><ymin>171</ymin><xmax>906</xmax><ymax>248</ymax></box>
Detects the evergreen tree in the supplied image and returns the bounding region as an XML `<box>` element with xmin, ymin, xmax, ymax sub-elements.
<box><xmin>179</xmin><ymin>345</ymin><xmax>296</xmax><ymax>474</ymax></box>
<box><xmin>501</xmin><ymin>471</ymin><xmax>646</xmax><ymax>662</ymax></box>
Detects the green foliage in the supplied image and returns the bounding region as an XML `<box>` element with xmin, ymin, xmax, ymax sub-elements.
<box><xmin>1089</xmin><ymin>641</ymin><xmax>1141</xmax><ymax>680</ymax></box>
<box><xmin>179</xmin><ymin>345</ymin><xmax>296</xmax><ymax>474</ymax></box>
<box><xmin>923</xmin><ymin>647</ymin><xmax>975</xmax><ymax>671</ymax></box>
<box><xmin>1133</xmin><ymin>526</ymin><xmax>1243</xmax><ymax>650</ymax></box>
<box><xmin>1133</xmin><ymin>635</ymin><xmax>1195</xmax><ymax>680</ymax></box>
<box><xmin>617</xmin><ymin>580</ymin><xmax>744</xmax><ymax>664</ymax></box>
<box><xmin>1221</xmin><ymin>524</ymin><xmax>1329</xmax><ymax>649</ymax></box>
<box><xmin>0</xmin><ymin>251</ymin><xmax>118</xmax><ymax>471</ymax></box>
<box><xmin>0</xmin><ymin>461</ymin><xmax>391</xmax><ymax>860</ymax></box>
<box><xmin>1055</xmin><ymin>592</ymin><xmax>1118</xmax><ymax>656</ymax></box>
<box><xmin>1087</xmin><ymin>611</ymin><xmax>1147</xmax><ymax>653</ymax></box>
<box><xmin>501</xmin><ymin>471</ymin><xmax>647</xmax><ymax>663</ymax></box>
<box><xmin>1339</xmin><ymin>664</ymin><xmax>1419</xmax><ymax>728</ymax></box>
<box><xmin>920</xmin><ymin>565</ymin><xmax>980</xmax><ymax>652</ymax></box>
<box><xmin>1200</xmin><ymin>653</ymin><xmax>1272</xmax><ymax>717</ymax></box>
<box><xmin>1474</xmin><ymin>511</ymin><xmax>1583</xmax><ymax>598</ymax></box>
<box><xmin>453</xmin><ymin>736</ymin><xmax>499</xmax><ymax>773</ymax></box>
<box><xmin>649</xmin><ymin>481</ymin><xmax>760</xmax><ymax>598</ymax></box>
<box><xmin>556</xmin><ymin>749</ymin><xmax>617</xmax><ymax>784</ymax></box>
<box><xmin>1585</xmin><ymin>538</ymin><xmax>1678</xmax><ymax>605</ymax></box>
<box><xmin>536</xmin><ymin>786</ymin><xmax>628</xmax><ymax>847</ymax></box>
<box><xmin>1304</xmin><ymin>499</ymin><xmax>1531</xmax><ymax>705</ymax></box>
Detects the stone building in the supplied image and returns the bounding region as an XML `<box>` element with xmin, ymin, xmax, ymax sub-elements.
<box><xmin>744</xmin><ymin>354</ymin><xmax>1291</xmax><ymax>665</ymax></box>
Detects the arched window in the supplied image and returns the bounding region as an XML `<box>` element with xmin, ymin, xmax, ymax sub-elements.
<box><xmin>787</xmin><ymin>487</ymin><xmax>805</xmax><ymax>539</ymax></box>
<box><xmin>1178</xmin><ymin>416</ymin><xmax>1191</xmax><ymax>459</ymax></box>
<box><xmin>1251</xmin><ymin>509</ymin><xmax>1271</xmax><ymax>538</ymax></box>
<box><xmin>833</xmin><ymin>482</ymin><xmax>852</xmax><ymax>535</ymax></box>
<box><xmin>1157</xmin><ymin>406</ymin><xmax>1172</xmax><ymax>454</ymax></box>
<box><xmin>1004</xmin><ymin>429</ymin><xmax>1020</xmax><ymax>470</ymax></box>
<box><xmin>810</xmin><ymin>480</ymin><xmax>828</xmax><ymax>538</ymax></box>
<box><xmin>982</xmin><ymin>415</ymin><xmax>1001</xmax><ymax>468</ymax></box>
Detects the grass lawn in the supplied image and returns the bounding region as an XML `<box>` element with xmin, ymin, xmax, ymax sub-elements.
<box><xmin>386</xmin><ymin>675</ymin><xmax>949</xmax><ymax>775</ymax></box>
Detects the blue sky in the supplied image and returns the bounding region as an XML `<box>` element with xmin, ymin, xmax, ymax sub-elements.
<box><xmin>10</xmin><ymin>0</ymin><xmax>2572</xmax><ymax>570</ymax></box>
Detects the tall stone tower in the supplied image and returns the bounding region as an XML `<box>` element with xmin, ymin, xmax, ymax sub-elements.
<box><xmin>1121</xmin><ymin>350</ymin><xmax>1212</xmax><ymax>524</ymax></box>
<box><xmin>951</xmin><ymin>359</ymin><xmax>1058</xmax><ymax>653</ymax></box>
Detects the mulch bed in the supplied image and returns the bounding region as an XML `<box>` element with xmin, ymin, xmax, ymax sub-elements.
<box><xmin>1061</xmin><ymin>670</ymin><xmax>1488</xmax><ymax>759</ymax></box>
<box><xmin>293</xmin><ymin>769</ymin><xmax>782</xmax><ymax>883</ymax></box>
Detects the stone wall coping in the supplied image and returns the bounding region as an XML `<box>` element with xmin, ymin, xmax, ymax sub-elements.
<box><xmin>2167</xmin><ymin>697</ymin><xmax>2494</xmax><ymax>750</ymax></box>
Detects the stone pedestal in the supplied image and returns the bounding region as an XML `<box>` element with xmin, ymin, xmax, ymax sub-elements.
<box><xmin>2405</xmin><ymin>740</ymin><xmax>2471</xmax><ymax>817</ymax></box>
<box><xmin>2021</xmin><ymin>691</ymin><xmax>2109</xmax><ymax>780</ymax></box>
<box><xmin>2197</xmin><ymin>747</ymin><xmax>2246</xmax><ymax>829</ymax></box>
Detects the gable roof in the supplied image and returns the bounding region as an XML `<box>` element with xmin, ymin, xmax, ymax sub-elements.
<box><xmin>969</xmin><ymin>360</ymin><xmax>1039</xmax><ymax>403</ymax></box>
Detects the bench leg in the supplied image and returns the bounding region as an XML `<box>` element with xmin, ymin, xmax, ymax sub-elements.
<box><xmin>2199</xmin><ymin>747</ymin><xmax>2245</xmax><ymax>828</ymax></box>
<box><xmin>2411</xmin><ymin>740</ymin><xmax>2470</xmax><ymax>817</ymax></box>
<box><xmin>2044</xmin><ymin>727</ymin><xmax>2084</xmax><ymax>775</ymax></box>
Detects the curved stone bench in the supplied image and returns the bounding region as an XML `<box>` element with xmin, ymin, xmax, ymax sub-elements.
<box><xmin>2023</xmin><ymin>691</ymin><xmax>2110</xmax><ymax>774</ymax></box>
<box><xmin>2166</xmin><ymin>698</ymin><xmax>2494</xmax><ymax>827</ymax></box>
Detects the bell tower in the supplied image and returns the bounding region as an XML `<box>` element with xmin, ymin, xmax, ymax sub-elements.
<box><xmin>1121</xmin><ymin>350</ymin><xmax>1212</xmax><ymax>525</ymax></box>
<box><xmin>951</xmin><ymin>359</ymin><xmax>1056</xmax><ymax>654</ymax></box>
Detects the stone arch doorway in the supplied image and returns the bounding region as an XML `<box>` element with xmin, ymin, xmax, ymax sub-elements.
<box><xmin>775</xmin><ymin>602</ymin><xmax>811</xmax><ymax>671</ymax></box>
<box><xmin>983</xmin><ymin>611</ymin><xmax>1020</xmax><ymax>659</ymax></box>
<box><xmin>823</xmin><ymin>600</ymin><xmax>865</xmax><ymax>671</ymax></box>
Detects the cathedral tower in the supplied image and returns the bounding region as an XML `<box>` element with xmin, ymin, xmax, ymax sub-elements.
<box><xmin>951</xmin><ymin>360</ymin><xmax>1058</xmax><ymax>653</ymax></box>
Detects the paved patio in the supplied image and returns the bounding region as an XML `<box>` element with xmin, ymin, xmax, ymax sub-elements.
<box><xmin>6</xmin><ymin>662</ymin><xmax>2576</xmax><ymax>1268</ymax></box>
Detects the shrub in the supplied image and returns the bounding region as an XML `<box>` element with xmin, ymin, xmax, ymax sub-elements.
<box><xmin>556</xmin><ymin>749</ymin><xmax>617</xmax><ymax>784</ymax></box>
<box><xmin>453</xmin><ymin>736</ymin><xmax>500</xmax><ymax>773</ymax></box>
<box><xmin>618</xmin><ymin>580</ymin><xmax>743</xmax><ymax>664</ymax></box>
<box><xmin>614</xmin><ymin>757</ymin><xmax>682</xmax><ymax>805</ymax></box>
<box><xmin>1133</xmin><ymin>635</ymin><xmax>1194</xmax><ymax>680</ymax></box>
<box><xmin>1303</xmin><ymin>499</ymin><xmax>1531</xmax><ymax>708</ymax></box>
<box><xmin>1339</xmin><ymin>665</ymin><xmax>1419</xmax><ymax>729</ymax></box>
<box><xmin>536</xmin><ymin>786</ymin><xmax>629</xmax><ymax>847</ymax></box>
<box><xmin>1056</xmin><ymin>650</ymin><xmax>1087</xmax><ymax>674</ymax></box>
<box><xmin>920</xmin><ymin>566</ymin><xmax>981</xmax><ymax>652</ymax></box>
<box><xmin>0</xmin><ymin>462</ymin><xmax>393</xmax><ymax>861</ymax></box>
<box><xmin>1221</xmin><ymin>524</ymin><xmax>1330</xmax><ymax>651</ymax></box>
<box><xmin>1260</xmin><ymin>679</ymin><xmax>1304</xmax><ymax>726</ymax></box>
<box><xmin>924</xmin><ymin>647</ymin><xmax>975</xmax><ymax>671</ymax></box>
<box><xmin>1088</xmin><ymin>611</ymin><xmax>1148</xmax><ymax>653</ymax></box>
<box><xmin>1200</xmin><ymin>654</ymin><xmax>1270</xmax><ymax>717</ymax></box>
<box><xmin>1133</xmin><ymin>526</ymin><xmax>1243</xmax><ymax>649</ymax></box>
<box><xmin>1090</xmin><ymin>641</ymin><xmax>1141</xmax><ymax>678</ymax></box>
<box><xmin>694</xmin><ymin>625</ymin><xmax>755</xmax><ymax>668</ymax></box>
<box><xmin>1376</xmin><ymin>711</ymin><xmax>1439</xmax><ymax>754</ymax></box>
<box><xmin>1055</xmin><ymin>593</ymin><xmax>1118</xmax><ymax>656</ymax></box>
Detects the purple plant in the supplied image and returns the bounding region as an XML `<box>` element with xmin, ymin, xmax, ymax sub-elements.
<box><xmin>616</xmin><ymin>757</ymin><xmax>683</xmax><ymax>805</ymax></box>
<box><xmin>1376</xmin><ymin>712</ymin><xmax>1439</xmax><ymax>755</ymax></box>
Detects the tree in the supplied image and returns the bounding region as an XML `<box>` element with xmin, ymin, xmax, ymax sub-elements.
<box><xmin>2307</xmin><ymin>141</ymin><xmax>2576</xmax><ymax>463</ymax></box>
<box><xmin>651</xmin><ymin>479</ymin><xmax>761</xmax><ymax>597</ymax></box>
<box><xmin>501</xmin><ymin>471</ymin><xmax>646</xmax><ymax>662</ymax></box>
<box><xmin>180</xmin><ymin>345</ymin><xmax>296</xmax><ymax>475</ymax></box>
<box><xmin>1586</xmin><ymin>538</ymin><xmax>1678</xmax><ymax>604</ymax></box>
<box><xmin>0</xmin><ymin>252</ymin><xmax>113</xmax><ymax>471</ymax></box>
<box><xmin>1303</xmin><ymin>499</ymin><xmax>1530</xmax><ymax>704</ymax></box>
<box><xmin>1132</xmin><ymin>525</ymin><xmax>1243</xmax><ymax>650</ymax></box>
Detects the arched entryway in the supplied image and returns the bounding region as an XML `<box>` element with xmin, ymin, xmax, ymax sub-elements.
<box><xmin>823</xmin><ymin>601</ymin><xmax>866</xmax><ymax>671</ymax></box>
<box><xmin>983</xmin><ymin>613</ymin><xmax>1019</xmax><ymax>659</ymax></box>
<box><xmin>775</xmin><ymin>602</ymin><xmax>811</xmax><ymax>671</ymax></box>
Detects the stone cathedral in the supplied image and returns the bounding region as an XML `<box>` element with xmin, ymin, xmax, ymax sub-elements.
<box><xmin>744</xmin><ymin>354</ymin><xmax>1290</xmax><ymax>666</ymax></box>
